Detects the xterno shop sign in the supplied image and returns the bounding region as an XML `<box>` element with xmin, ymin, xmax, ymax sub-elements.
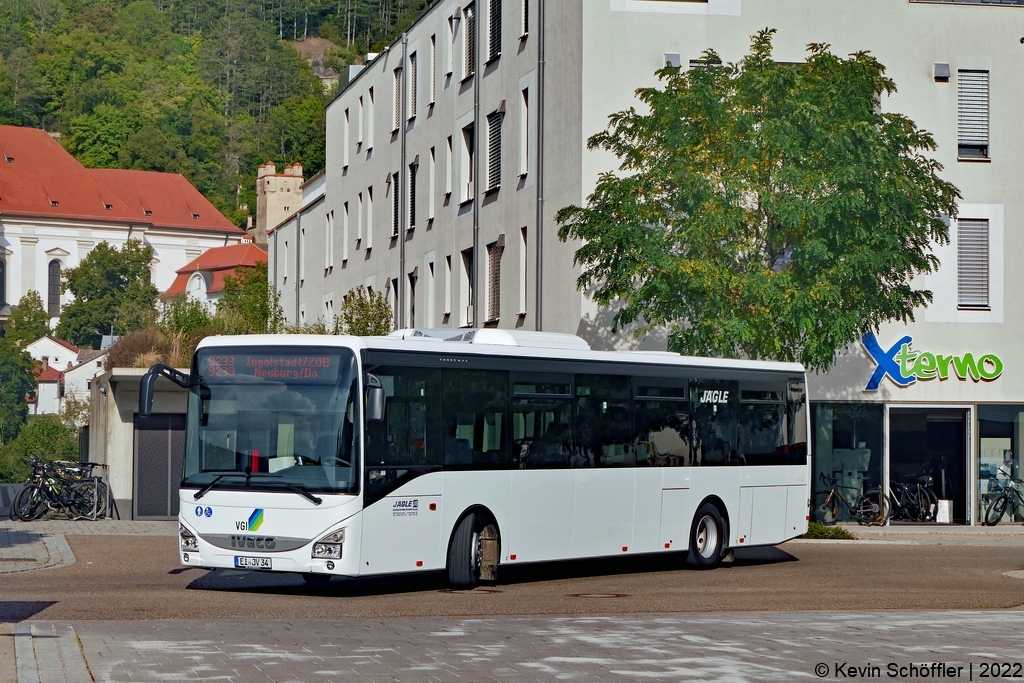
<box><xmin>862</xmin><ymin>333</ymin><xmax>1003</xmax><ymax>391</ymax></box>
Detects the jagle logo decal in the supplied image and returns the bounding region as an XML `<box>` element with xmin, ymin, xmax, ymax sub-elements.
<box><xmin>236</xmin><ymin>509</ymin><xmax>264</xmax><ymax>532</ymax></box>
<box><xmin>862</xmin><ymin>332</ymin><xmax>1003</xmax><ymax>391</ymax></box>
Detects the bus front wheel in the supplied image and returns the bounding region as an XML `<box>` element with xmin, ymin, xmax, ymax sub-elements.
<box><xmin>447</xmin><ymin>513</ymin><xmax>481</xmax><ymax>588</ymax></box>
<box><xmin>688</xmin><ymin>503</ymin><xmax>725</xmax><ymax>569</ymax></box>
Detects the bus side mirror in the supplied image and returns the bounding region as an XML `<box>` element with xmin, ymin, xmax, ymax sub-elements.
<box><xmin>139</xmin><ymin>363</ymin><xmax>192</xmax><ymax>417</ymax></box>
<box><xmin>365</xmin><ymin>374</ymin><xmax>386</xmax><ymax>422</ymax></box>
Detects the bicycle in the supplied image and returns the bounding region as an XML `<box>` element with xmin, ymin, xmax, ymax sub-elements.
<box><xmin>812</xmin><ymin>472</ymin><xmax>889</xmax><ymax>526</ymax></box>
<box><xmin>887</xmin><ymin>472</ymin><xmax>937</xmax><ymax>522</ymax></box>
<box><xmin>11</xmin><ymin>458</ymin><xmax>108</xmax><ymax>521</ymax></box>
<box><xmin>983</xmin><ymin>467</ymin><xmax>1024</xmax><ymax>526</ymax></box>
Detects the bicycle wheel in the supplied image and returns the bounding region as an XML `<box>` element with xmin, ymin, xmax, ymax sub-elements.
<box><xmin>985</xmin><ymin>494</ymin><xmax>1009</xmax><ymax>526</ymax></box>
<box><xmin>920</xmin><ymin>488</ymin><xmax>938</xmax><ymax>522</ymax></box>
<box><xmin>12</xmin><ymin>484</ymin><xmax>46</xmax><ymax>521</ymax></box>
<box><xmin>70</xmin><ymin>481</ymin><xmax>107</xmax><ymax>519</ymax></box>
<box><xmin>855</xmin><ymin>489</ymin><xmax>889</xmax><ymax>526</ymax></box>
<box><xmin>813</xmin><ymin>492</ymin><xmax>838</xmax><ymax>525</ymax></box>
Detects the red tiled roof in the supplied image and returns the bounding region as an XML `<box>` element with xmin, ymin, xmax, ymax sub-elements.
<box><xmin>89</xmin><ymin>169</ymin><xmax>243</xmax><ymax>235</ymax></box>
<box><xmin>46</xmin><ymin>336</ymin><xmax>80</xmax><ymax>354</ymax></box>
<box><xmin>0</xmin><ymin>126</ymin><xmax>138</xmax><ymax>223</ymax></box>
<box><xmin>162</xmin><ymin>243</ymin><xmax>268</xmax><ymax>298</ymax></box>
<box><xmin>34</xmin><ymin>366</ymin><xmax>61</xmax><ymax>382</ymax></box>
<box><xmin>0</xmin><ymin>126</ymin><xmax>243</xmax><ymax>235</ymax></box>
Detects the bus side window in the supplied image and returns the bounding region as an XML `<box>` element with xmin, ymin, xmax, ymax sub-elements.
<box><xmin>575</xmin><ymin>374</ymin><xmax>633</xmax><ymax>468</ymax></box>
<box><xmin>442</xmin><ymin>370</ymin><xmax>510</xmax><ymax>469</ymax></box>
<box><xmin>634</xmin><ymin>380</ymin><xmax>691</xmax><ymax>467</ymax></box>
<box><xmin>691</xmin><ymin>379</ymin><xmax>739</xmax><ymax>466</ymax></box>
<box><xmin>511</xmin><ymin>373</ymin><xmax>573</xmax><ymax>469</ymax></box>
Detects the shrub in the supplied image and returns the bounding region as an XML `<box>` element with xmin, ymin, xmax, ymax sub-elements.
<box><xmin>0</xmin><ymin>416</ymin><xmax>78</xmax><ymax>483</ymax></box>
<box><xmin>803</xmin><ymin>521</ymin><xmax>857</xmax><ymax>540</ymax></box>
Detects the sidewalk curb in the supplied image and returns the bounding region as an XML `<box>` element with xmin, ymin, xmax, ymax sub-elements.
<box><xmin>0</xmin><ymin>534</ymin><xmax>76</xmax><ymax>575</ymax></box>
<box><xmin>14</xmin><ymin>625</ymin><xmax>93</xmax><ymax>683</ymax></box>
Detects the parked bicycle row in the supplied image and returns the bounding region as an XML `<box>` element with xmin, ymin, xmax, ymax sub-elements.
<box><xmin>8</xmin><ymin>458</ymin><xmax>110</xmax><ymax>522</ymax></box>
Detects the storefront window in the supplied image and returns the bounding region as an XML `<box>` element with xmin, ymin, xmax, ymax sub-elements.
<box><xmin>810</xmin><ymin>403</ymin><xmax>884</xmax><ymax>523</ymax></box>
<box><xmin>978</xmin><ymin>406</ymin><xmax>1024</xmax><ymax>524</ymax></box>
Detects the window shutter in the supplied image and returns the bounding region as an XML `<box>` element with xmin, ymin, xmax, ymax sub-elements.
<box><xmin>957</xmin><ymin>219</ymin><xmax>989</xmax><ymax>309</ymax></box>
<box><xmin>465</xmin><ymin>3</ymin><xmax>476</xmax><ymax>77</ymax></box>
<box><xmin>523</xmin><ymin>0</ymin><xmax>528</xmax><ymax>35</ymax></box>
<box><xmin>392</xmin><ymin>173</ymin><xmax>400</xmax><ymax>237</ymax></box>
<box><xmin>958</xmin><ymin>70</ymin><xmax>989</xmax><ymax>158</ymax></box>
<box><xmin>487</xmin><ymin>111</ymin><xmax>503</xmax><ymax>190</ymax></box>
<box><xmin>393</xmin><ymin>69</ymin><xmax>402</xmax><ymax>130</ymax></box>
<box><xmin>48</xmin><ymin>260</ymin><xmax>60</xmax><ymax>316</ymax></box>
<box><xmin>409</xmin><ymin>53</ymin><xmax>418</xmax><ymax>118</ymax></box>
<box><xmin>408</xmin><ymin>163</ymin><xmax>418</xmax><ymax>230</ymax></box>
<box><xmin>489</xmin><ymin>0</ymin><xmax>501</xmax><ymax>61</ymax></box>
<box><xmin>488</xmin><ymin>243</ymin><xmax>503</xmax><ymax>320</ymax></box>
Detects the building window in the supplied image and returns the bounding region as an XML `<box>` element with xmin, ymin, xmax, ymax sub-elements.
<box><xmin>519</xmin><ymin>227</ymin><xmax>527</xmax><ymax>314</ymax></box>
<box><xmin>357</xmin><ymin>192</ymin><xmax>364</xmax><ymax>243</ymax></box>
<box><xmin>461</xmin><ymin>123</ymin><xmax>475</xmax><ymax>203</ymax></box>
<box><xmin>487</xmin><ymin>241</ymin><xmax>503</xmax><ymax>321</ymax></box>
<box><xmin>811</xmin><ymin>403</ymin><xmax>884</xmax><ymax>524</ymax></box>
<box><xmin>367</xmin><ymin>186</ymin><xmax>374</xmax><ymax>250</ymax></box>
<box><xmin>357</xmin><ymin>96</ymin><xmax>364</xmax><ymax>147</ymax></box>
<box><xmin>428</xmin><ymin>147</ymin><xmax>436</xmax><ymax>220</ymax></box>
<box><xmin>409</xmin><ymin>52</ymin><xmax>418</xmax><ymax>119</ymax></box>
<box><xmin>283</xmin><ymin>241</ymin><xmax>289</xmax><ymax>282</ymax></box>
<box><xmin>958</xmin><ymin>70</ymin><xmax>989</xmax><ymax>160</ymax></box>
<box><xmin>488</xmin><ymin>0</ymin><xmax>501</xmax><ymax>61</ymax></box>
<box><xmin>0</xmin><ymin>259</ymin><xmax>6</xmax><ymax>306</ymax></box>
<box><xmin>409</xmin><ymin>162</ymin><xmax>418</xmax><ymax>230</ymax></box>
<box><xmin>343</xmin><ymin>108</ymin><xmax>350</xmax><ymax>167</ymax></box>
<box><xmin>408</xmin><ymin>271</ymin><xmax>418</xmax><ymax>328</ymax></box>
<box><xmin>367</xmin><ymin>87</ymin><xmax>375</xmax><ymax>150</ymax></box>
<box><xmin>391</xmin><ymin>278</ymin><xmax>400</xmax><ymax>330</ymax></box>
<box><xmin>446</xmin><ymin>16</ymin><xmax>456</xmax><ymax>77</ymax></box>
<box><xmin>487</xmin><ymin>111</ymin><xmax>503</xmax><ymax>191</ymax></box>
<box><xmin>445</xmin><ymin>255</ymin><xmax>453</xmax><ymax>317</ymax></box>
<box><xmin>957</xmin><ymin>219</ymin><xmax>989</xmax><ymax>310</ymax></box>
<box><xmin>342</xmin><ymin>202</ymin><xmax>350</xmax><ymax>262</ymax></box>
<box><xmin>430</xmin><ymin>35</ymin><xmax>437</xmax><ymax>103</ymax></box>
<box><xmin>427</xmin><ymin>260</ymin><xmax>435</xmax><ymax>325</ymax></box>
<box><xmin>460</xmin><ymin>249</ymin><xmax>474</xmax><ymax>326</ymax></box>
<box><xmin>445</xmin><ymin>136</ymin><xmax>454</xmax><ymax>197</ymax></box>
<box><xmin>391</xmin><ymin>172</ymin><xmax>400</xmax><ymax>237</ymax></box>
<box><xmin>393</xmin><ymin>69</ymin><xmax>403</xmax><ymax>131</ymax></box>
<box><xmin>464</xmin><ymin>3</ymin><xmax>476</xmax><ymax>79</ymax></box>
<box><xmin>522</xmin><ymin>0</ymin><xmax>528</xmax><ymax>35</ymax></box>
<box><xmin>325</xmin><ymin>210</ymin><xmax>334</xmax><ymax>271</ymax></box>
<box><xmin>47</xmin><ymin>260</ymin><xmax>61</xmax><ymax>316</ymax></box>
<box><xmin>299</xmin><ymin>228</ymin><xmax>305</xmax><ymax>282</ymax></box>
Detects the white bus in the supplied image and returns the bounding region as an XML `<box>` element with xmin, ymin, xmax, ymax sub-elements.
<box><xmin>140</xmin><ymin>329</ymin><xmax>810</xmax><ymax>588</ymax></box>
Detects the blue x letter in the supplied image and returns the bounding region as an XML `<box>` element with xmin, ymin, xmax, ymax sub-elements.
<box><xmin>862</xmin><ymin>333</ymin><xmax>916</xmax><ymax>391</ymax></box>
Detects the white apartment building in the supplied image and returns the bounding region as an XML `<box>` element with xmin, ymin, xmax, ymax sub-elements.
<box><xmin>272</xmin><ymin>0</ymin><xmax>1024</xmax><ymax>524</ymax></box>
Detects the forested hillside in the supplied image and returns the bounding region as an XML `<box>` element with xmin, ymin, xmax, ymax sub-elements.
<box><xmin>0</xmin><ymin>0</ymin><xmax>431</xmax><ymax>225</ymax></box>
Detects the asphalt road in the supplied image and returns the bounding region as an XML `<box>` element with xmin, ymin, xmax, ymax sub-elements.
<box><xmin>2</xmin><ymin>536</ymin><xmax>1024</xmax><ymax>622</ymax></box>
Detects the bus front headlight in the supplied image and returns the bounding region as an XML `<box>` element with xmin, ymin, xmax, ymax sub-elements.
<box><xmin>312</xmin><ymin>527</ymin><xmax>345</xmax><ymax>559</ymax></box>
<box><xmin>180</xmin><ymin>524</ymin><xmax>198</xmax><ymax>551</ymax></box>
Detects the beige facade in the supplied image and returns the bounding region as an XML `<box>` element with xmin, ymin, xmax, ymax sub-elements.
<box><xmin>254</xmin><ymin>162</ymin><xmax>304</xmax><ymax>247</ymax></box>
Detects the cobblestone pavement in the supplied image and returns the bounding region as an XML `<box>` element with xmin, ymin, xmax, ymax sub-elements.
<box><xmin>10</xmin><ymin>611</ymin><xmax>1024</xmax><ymax>682</ymax></box>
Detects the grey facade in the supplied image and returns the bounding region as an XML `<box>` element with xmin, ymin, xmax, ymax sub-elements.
<box><xmin>272</xmin><ymin>0</ymin><xmax>1024</xmax><ymax>523</ymax></box>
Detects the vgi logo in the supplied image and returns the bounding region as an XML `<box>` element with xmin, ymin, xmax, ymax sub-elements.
<box><xmin>699</xmin><ymin>390</ymin><xmax>730</xmax><ymax>405</ymax></box>
<box><xmin>236</xmin><ymin>508</ymin><xmax>264</xmax><ymax>532</ymax></box>
<box><xmin>862</xmin><ymin>332</ymin><xmax>1003</xmax><ymax>391</ymax></box>
<box><xmin>392</xmin><ymin>499</ymin><xmax>419</xmax><ymax>517</ymax></box>
<box><xmin>230</xmin><ymin>535</ymin><xmax>276</xmax><ymax>549</ymax></box>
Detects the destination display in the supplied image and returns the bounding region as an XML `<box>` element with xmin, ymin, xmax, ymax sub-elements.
<box><xmin>197</xmin><ymin>352</ymin><xmax>343</xmax><ymax>384</ymax></box>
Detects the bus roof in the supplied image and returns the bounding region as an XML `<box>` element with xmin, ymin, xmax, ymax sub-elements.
<box><xmin>195</xmin><ymin>330</ymin><xmax>806</xmax><ymax>376</ymax></box>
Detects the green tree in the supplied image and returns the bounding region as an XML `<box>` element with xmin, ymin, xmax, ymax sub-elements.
<box><xmin>5</xmin><ymin>290</ymin><xmax>51</xmax><ymax>347</ymax></box>
<box><xmin>339</xmin><ymin>285</ymin><xmax>392</xmax><ymax>336</ymax></box>
<box><xmin>216</xmin><ymin>261</ymin><xmax>282</xmax><ymax>334</ymax></box>
<box><xmin>160</xmin><ymin>293</ymin><xmax>214</xmax><ymax>337</ymax></box>
<box><xmin>0</xmin><ymin>415</ymin><xmax>78</xmax><ymax>483</ymax></box>
<box><xmin>556</xmin><ymin>30</ymin><xmax>960</xmax><ymax>372</ymax></box>
<box><xmin>117</xmin><ymin>125</ymin><xmax>190</xmax><ymax>174</ymax></box>
<box><xmin>0</xmin><ymin>338</ymin><xmax>36</xmax><ymax>445</ymax></box>
<box><xmin>56</xmin><ymin>239</ymin><xmax>159</xmax><ymax>349</ymax></box>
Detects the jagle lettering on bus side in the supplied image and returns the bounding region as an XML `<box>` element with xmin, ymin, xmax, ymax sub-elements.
<box><xmin>862</xmin><ymin>332</ymin><xmax>1003</xmax><ymax>391</ymax></box>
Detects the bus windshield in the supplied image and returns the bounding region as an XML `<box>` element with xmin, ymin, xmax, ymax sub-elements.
<box><xmin>182</xmin><ymin>348</ymin><xmax>360</xmax><ymax>496</ymax></box>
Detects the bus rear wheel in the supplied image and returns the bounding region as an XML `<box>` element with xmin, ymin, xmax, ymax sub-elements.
<box><xmin>688</xmin><ymin>503</ymin><xmax>725</xmax><ymax>569</ymax></box>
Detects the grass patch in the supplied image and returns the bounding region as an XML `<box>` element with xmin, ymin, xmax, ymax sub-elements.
<box><xmin>803</xmin><ymin>521</ymin><xmax>857</xmax><ymax>540</ymax></box>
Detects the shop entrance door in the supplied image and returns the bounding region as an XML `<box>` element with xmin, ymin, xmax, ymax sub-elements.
<box><xmin>889</xmin><ymin>408</ymin><xmax>969</xmax><ymax>523</ymax></box>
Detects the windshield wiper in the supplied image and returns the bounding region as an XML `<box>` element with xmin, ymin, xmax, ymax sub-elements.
<box><xmin>191</xmin><ymin>473</ymin><xmax>322</xmax><ymax>505</ymax></box>
<box><xmin>274</xmin><ymin>481</ymin><xmax>323</xmax><ymax>506</ymax></box>
<box><xmin>193</xmin><ymin>474</ymin><xmax>238</xmax><ymax>500</ymax></box>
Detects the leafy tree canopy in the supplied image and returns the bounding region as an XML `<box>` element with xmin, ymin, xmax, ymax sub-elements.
<box><xmin>56</xmin><ymin>239</ymin><xmax>159</xmax><ymax>349</ymax></box>
<box><xmin>557</xmin><ymin>30</ymin><xmax>960</xmax><ymax>372</ymax></box>
<box><xmin>340</xmin><ymin>285</ymin><xmax>393</xmax><ymax>336</ymax></box>
<box><xmin>0</xmin><ymin>416</ymin><xmax>79</xmax><ymax>484</ymax></box>
<box><xmin>218</xmin><ymin>261</ymin><xmax>283</xmax><ymax>335</ymax></box>
<box><xmin>5</xmin><ymin>290</ymin><xmax>51</xmax><ymax>347</ymax></box>
<box><xmin>0</xmin><ymin>338</ymin><xmax>36</xmax><ymax>445</ymax></box>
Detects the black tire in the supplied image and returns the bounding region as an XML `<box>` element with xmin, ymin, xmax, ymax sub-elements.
<box><xmin>812</xmin><ymin>492</ymin><xmax>838</xmax><ymax>525</ymax></box>
<box><xmin>12</xmin><ymin>484</ymin><xmax>46</xmax><ymax>522</ymax></box>
<box><xmin>688</xmin><ymin>503</ymin><xmax>725</xmax><ymax>568</ymax></box>
<box><xmin>855</xmin><ymin>489</ymin><xmax>889</xmax><ymax>526</ymax></box>
<box><xmin>70</xmin><ymin>481</ymin><xmax>107</xmax><ymax>519</ymax></box>
<box><xmin>447</xmin><ymin>513</ymin><xmax>481</xmax><ymax>588</ymax></box>
<box><xmin>985</xmin><ymin>494</ymin><xmax>1009</xmax><ymax>526</ymax></box>
<box><xmin>917</xmin><ymin>488</ymin><xmax>937</xmax><ymax>522</ymax></box>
